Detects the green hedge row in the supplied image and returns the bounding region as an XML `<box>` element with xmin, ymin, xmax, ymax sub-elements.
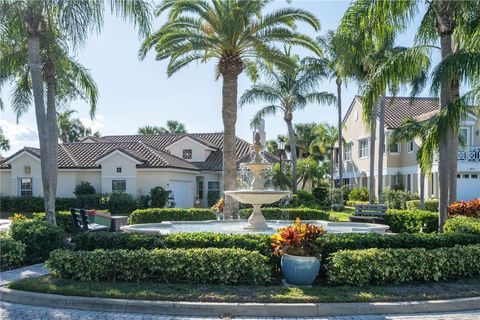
<box><xmin>47</xmin><ymin>248</ymin><xmax>270</xmax><ymax>285</ymax></box>
<box><xmin>128</xmin><ymin>208</ymin><xmax>217</xmax><ymax>224</ymax></box>
<box><xmin>0</xmin><ymin>238</ymin><xmax>26</xmax><ymax>271</ymax></box>
<box><xmin>32</xmin><ymin>211</ymin><xmax>73</xmax><ymax>234</ymax></box>
<box><xmin>326</xmin><ymin>245</ymin><xmax>480</xmax><ymax>286</ymax></box>
<box><xmin>385</xmin><ymin>209</ymin><xmax>438</xmax><ymax>233</ymax></box>
<box><xmin>239</xmin><ymin>208</ymin><xmax>329</xmax><ymax>221</ymax></box>
<box><xmin>444</xmin><ymin>216</ymin><xmax>480</xmax><ymax>234</ymax></box>
<box><xmin>11</xmin><ymin>221</ymin><xmax>64</xmax><ymax>263</ymax></box>
<box><xmin>406</xmin><ymin>200</ymin><xmax>439</xmax><ymax>212</ymax></box>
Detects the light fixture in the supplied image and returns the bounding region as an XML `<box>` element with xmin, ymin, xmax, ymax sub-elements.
<box><xmin>278</xmin><ymin>140</ymin><xmax>285</xmax><ymax>151</ymax></box>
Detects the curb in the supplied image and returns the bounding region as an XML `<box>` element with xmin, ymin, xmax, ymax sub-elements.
<box><xmin>1</xmin><ymin>287</ymin><xmax>480</xmax><ymax>316</ymax></box>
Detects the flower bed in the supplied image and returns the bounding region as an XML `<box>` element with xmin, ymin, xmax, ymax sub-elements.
<box><xmin>47</xmin><ymin>248</ymin><xmax>270</xmax><ymax>285</ymax></box>
<box><xmin>128</xmin><ymin>208</ymin><xmax>217</xmax><ymax>224</ymax></box>
<box><xmin>326</xmin><ymin>244</ymin><xmax>480</xmax><ymax>286</ymax></box>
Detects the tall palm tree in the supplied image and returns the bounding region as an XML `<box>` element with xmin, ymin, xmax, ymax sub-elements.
<box><xmin>138</xmin><ymin>125</ymin><xmax>163</xmax><ymax>135</ymax></box>
<box><xmin>240</xmin><ymin>56</ymin><xmax>335</xmax><ymax>193</ymax></box>
<box><xmin>140</xmin><ymin>0</ymin><xmax>321</xmax><ymax>217</ymax></box>
<box><xmin>0</xmin><ymin>0</ymin><xmax>151</xmax><ymax>223</ymax></box>
<box><xmin>57</xmin><ymin>108</ymin><xmax>99</xmax><ymax>143</ymax></box>
<box><xmin>159</xmin><ymin>120</ymin><xmax>187</xmax><ymax>134</ymax></box>
<box><xmin>294</xmin><ymin>123</ymin><xmax>318</xmax><ymax>159</ymax></box>
<box><xmin>0</xmin><ymin>128</ymin><xmax>10</xmax><ymax>153</ymax></box>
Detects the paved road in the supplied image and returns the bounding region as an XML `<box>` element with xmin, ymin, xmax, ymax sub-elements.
<box><xmin>1</xmin><ymin>302</ymin><xmax>479</xmax><ymax>320</ymax></box>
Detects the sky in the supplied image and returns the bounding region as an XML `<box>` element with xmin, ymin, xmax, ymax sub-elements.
<box><xmin>0</xmin><ymin>0</ymin><xmax>435</xmax><ymax>155</ymax></box>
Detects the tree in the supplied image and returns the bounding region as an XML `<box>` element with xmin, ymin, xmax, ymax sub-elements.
<box><xmin>294</xmin><ymin>123</ymin><xmax>318</xmax><ymax>159</ymax></box>
<box><xmin>140</xmin><ymin>0</ymin><xmax>321</xmax><ymax>218</ymax></box>
<box><xmin>57</xmin><ymin>108</ymin><xmax>99</xmax><ymax>143</ymax></box>
<box><xmin>241</xmin><ymin>55</ymin><xmax>335</xmax><ymax>193</ymax></box>
<box><xmin>309</xmin><ymin>124</ymin><xmax>338</xmax><ymax>196</ymax></box>
<box><xmin>138</xmin><ymin>120</ymin><xmax>188</xmax><ymax>134</ymax></box>
<box><xmin>0</xmin><ymin>0</ymin><xmax>152</xmax><ymax>223</ymax></box>
<box><xmin>138</xmin><ymin>125</ymin><xmax>163</xmax><ymax>135</ymax></box>
<box><xmin>0</xmin><ymin>128</ymin><xmax>10</xmax><ymax>153</ymax></box>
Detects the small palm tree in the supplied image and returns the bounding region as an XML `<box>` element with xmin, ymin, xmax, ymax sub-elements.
<box><xmin>57</xmin><ymin>108</ymin><xmax>99</xmax><ymax>143</ymax></box>
<box><xmin>241</xmin><ymin>56</ymin><xmax>335</xmax><ymax>193</ymax></box>
<box><xmin>138</xmin><ymin>125</ymin><xmax>164</xmax><ymax>135</ymax></box>
<box><xmin>0</xmin><ymin>128</ymin><xmax>10</xmax><ymax>153</ymax></box>
<box><xmin>140</xmin><ymin>0</ymin><xmax>321</xmax><ymax>217</ymax></box>
<box><xmin>160</xmin><ymin>120</ymin><xmax>187</xmax><ymax>134</ymax></box>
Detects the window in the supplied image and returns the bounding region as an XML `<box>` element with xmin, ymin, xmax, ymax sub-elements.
<box><xmin>182</xmin><ymin>149</ymin><xmax>192</xmax><ymax>159</ymax></box>
<box><xmin>407</xmin><ymin>141</ymin><xmax>414</xmax><ymax>153</ymax></box>
<box><xmin>344</xmin><ymin>143</ymin><xmax>352</xmax><ymax>161</ymax></box>
<box><xmin>463</xmin><ymin>174</ymin><xmax>470</xmax><ymax>179</ymax></box>
<box><xmin>342</xmin><ymin>178</ymin><xmax>350</xmax><ymax>186</ymax></box>
<box><xmin>198</xmin><ymin>181</ymin><xmax>204</xmax><ymax>199</ymax></box>
<box><xmin>359</xmin><ymin>139</ymin><xmax>368</xmax><ymax>158</ymax></box>
<box><xmin>471</xmin><ymin>174</ymin><xmax>479</xmax><ymax>179</ymax></box>
<box><xmin>207</xmin><ymin>181</ymin><xmax>220</xmax><ymax>206</ymax></box>
<box><xmin>389</xmin><ymin>142</ymin><xmax>400</xmax><ymax>154</ymax></box>
<box><xmin>459</xmin><ymin>127</ymin><xmax>471</xmax><ymax>147</ymax></box>
<box><xmin>116</xmin><ymin>167</ymin><xmax>122</xmax><ymax>173</ymax></box>
<box><xmin>112</xmin><ymin>180</ymin><xmax>126</xmax><ymax>192</ymax></box>
<box><xmin>19</xmin><ymin>178</ymin><xmax>32</xmax><ymax>196</ymax></box>
<box><xmin>407</xmin><ymin>174</ymin><xmax>411</xmax><ymax>192</ymax></box>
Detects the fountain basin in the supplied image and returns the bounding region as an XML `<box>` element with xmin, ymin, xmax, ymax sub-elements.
<box><xmin>120</xmin><ymin>220</ymin><xmax>390</xmax><ymax>235</ymax></box>
<box><xmin>224</xmin><ymin>190</ymin><xmax>290</xmax><ymax>205</ymax></box>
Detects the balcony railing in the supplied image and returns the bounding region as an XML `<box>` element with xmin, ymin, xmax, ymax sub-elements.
<box><xmin>457</xmin><ymin>147</ymin><xmax>480</xmax><ymax>162</ymax></box>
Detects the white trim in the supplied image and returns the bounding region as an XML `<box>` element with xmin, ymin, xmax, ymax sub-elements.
<box><xmin>101</xmin><ymin>176</ymin><xmax>137</xmax><ymax>179</ymax></box>
<box><xmin>389</xmin><ymin>142</ymin><xmax>401</xmax><ymax>155</ymax></box>
<box><xmin>4</xmin><ymin>151</ymin><xmax>40</xmax><ymax>165</ymax></box>
<box><xmin>165</xmin><ymin>136</ymin><xmax>216</xmax><ymax>152</ymax></box>
<box><xmin>407</xmin><ymin>141</ymin><xmax>415</xmax><ymax>153</ymax></box>
<box><xmin>136</xmin><ymin>168</ymin><xmax>201</xmax><ymax>173</ymax></box>
<box><xmin>94</xmin><ymin>150</ymin><xmax>143</xmax><ymax>165</ymax></box>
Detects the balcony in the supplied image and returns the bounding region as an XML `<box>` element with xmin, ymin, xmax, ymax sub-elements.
<box><xmin>457</xmin><ymin>147</ymin><xmax>480</xmax><ymax>162</ymax></box>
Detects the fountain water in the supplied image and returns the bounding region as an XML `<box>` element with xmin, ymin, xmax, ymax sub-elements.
<box><xmin>225</xmin><ymin>132</ymin><xmax>290</xmax><ymax>230</ymax></box>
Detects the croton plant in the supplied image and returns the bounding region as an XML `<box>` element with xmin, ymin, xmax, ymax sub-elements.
<box><xmin>272</xmin><ymin>218</ymin><xmax>325</xmax><ymax>257</ymax></box>
<box><xmin>448</xmin><ymin>198</ymin><xmax>480</xmax><ymax>218</ymax></box>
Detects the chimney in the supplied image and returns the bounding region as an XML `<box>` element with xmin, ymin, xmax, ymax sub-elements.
<box><xmin>253</xmin><ymin>118</ymin><xmax>266</xmax><ymax>147</ymax></box>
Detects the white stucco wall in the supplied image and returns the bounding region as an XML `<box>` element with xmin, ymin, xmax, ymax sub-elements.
<box><xmin>97</xmin><ymin>153</ymin><xmax>138</xmax><ymax>195</ymax></box>
<box><xmin>57</xmin><ymin>171</ymin><xmax>76</xmax><ymax>197</ymax></box>
<box><xmin>75</xmin><ymin>170</ymin><xmax>102</xmax><ymax>193</ymax></box>
<box><xmin>136</xmin><ymin>169</ymin><xmax>197</xmax><ymax>195</ymax></box>
<box><xmin>0</xmin><ymin>170</ymin><xmax>11</xmax><ymax>196</ymax></box>
<box><xmin>165</xmin><ymin>138</ymin><xmax>213</xmax><ymax>162</ymax></box>
<box><xmin>8</xmin><ymin>153</ymin><xmax>43</xmax><ymax>196</ymax></box>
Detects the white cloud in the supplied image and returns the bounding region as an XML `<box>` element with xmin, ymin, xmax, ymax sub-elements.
<box><xmin>0</xmin><ymin>119</ymin><xmax>39</xmax><ymax>154</ymax></box>
<box><xmin>79</xmin><ymin>114</ymin><xmax>105</xmax><ymax>133</ymax></box>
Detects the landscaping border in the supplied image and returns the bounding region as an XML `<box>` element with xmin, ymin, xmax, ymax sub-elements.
<box><xmin>1</xmin><ymin>287</ymin><xmax>479</xmax><ymax>317</ymax></box>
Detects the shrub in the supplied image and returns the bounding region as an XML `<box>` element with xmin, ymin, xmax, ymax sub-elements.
<box><xmin>100</xmin><ymin>193</ymin><xmax>137</xmax><ymax>214</ymax></box>
<box><xmin>0</xmin><ymin>196</ymin><xmax>45</xmax><ymax>212</ymax></box>
<box><xmin>74</xmin><ymin>194</ymin><xmax>102</xmax><ymax>209</ymax></box>
<box><xmin>74</xmin><ymin>182</ymin><xmax>96</xmax><ymax>196</ymax></box>
<box><xmin>47</xmin><ymin>248</ymin><xmax>270</xmax><ymax>285</ymax></box>
<box><xmin>345</xmin><ymin>200</ymin><xmax>369</xmax><ymax>207</ymax></box>
<box><xmin>312</xmin><ymin>186</ymin><xmax>329</xmax><ymax>206</ymax></box>
<box><xmin>0</xmin><ymin>238</ymin><xmax>26</xmax><ymax>271</ymax></box>
<box><xmin>448</xmin><ymin>198</ymin><xmax>480</xmax><ymax>218</ymax></box>
<box><xmin>288</xmin><ymin>190</ymin><xmax>320</xmax><ymax>208</ymax></box>
<box><xmin>239</xmin><ymin>208</ymin><xmax>329</xmax><ymax>221</ymax></box>
<box><xmin>348</xmin><ymin>188</ymin><xmax>369</xmax><ymax>201</ymax></box>
<box><xmin>444</xmin><ymin>216</ymin><xmax>480</xmax><ymax>234</ymax></box>
<box><xmin>32</xmin><ymin>211</ymin><xmax>73</xmax><ymax>234</ymax></box>
<box><xmin>11</xmin><ymin>220</ymin><xmax>64</xmax><ymax>263</ymax></box>
<box><xmin>406</xmin><ymin>199</ymin><xmax>439</xmax><ymax>212</ymax></box>
<box><xmin>128</xmin><ymin>208</ymin><xmax>216</xmax><ymax>224</ymax></box>
<box><xmin>150</xmin><ymin>186</ymin><xmax>170</xmax><ymax>208</ymax></box>
<box><xmin>9</xmin><ymin>213</ymin><xmax>27</xmax><ymax>223</ymax></box>
<box><xmin>326</xmin><ymin>245</ymin><xmax>480</xmax><ymax>286</ymax></box>
<box><xmin>383</xmin><ymin>189</ymin><xmax>418</xmax><ymax>210</ymax></box>
<box><xmin>385</xmin><ymin>209</ymin><xmax>438</xmax><ymax>233</ymax></box>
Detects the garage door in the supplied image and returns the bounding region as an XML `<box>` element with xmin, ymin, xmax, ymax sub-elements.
<box><xmin>457</xmin><ymin>173</ymin><xmax>480</xmax><ymax>201</ymax></box>
<box><xmin>169</xmin><ymin>180</ymin><xmax>193</xmax><ymax>208</ymax></box>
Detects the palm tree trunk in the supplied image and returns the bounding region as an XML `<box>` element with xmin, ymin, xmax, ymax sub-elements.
<box><xmin>436</xmin><ymin>0</ymin><xmax>455</xmax><ymax>232</ymax></box>
<box><xmin>336</xmin><ymin>78</ymin><xmax>344</xmax><ymax>210</ymax></box>
<box><xmin>330</xmin><ymin>147</ymin><xmax>334</xmax><ymax>209</ymax></box>
<box><xmin>419</xmin><ymin>170</ymin><xmax>425</xmax><ymax>210</ymax></box>
<box><xmin>285</xmin><ymin>113</ymin><xmax>297</xmax><ymax>193</ymax></box>
<box><xmin>369</xmin><ymin>105</ymin><xmax>376</xmax><ymax>204</ymax></box>
<box><xmin>221</xmin><ymin>71</ymin><xmax>240</xmax><ymax>220</ymax></box>
<box><xmin>377</xmin><ymin>96</ymin><xmax>386</xmax><ymax>204</ymax></box>
<box><xmin>449</xmin><ymin>76</ymin><xmax>460</xmax><ymax>203</ymax></box>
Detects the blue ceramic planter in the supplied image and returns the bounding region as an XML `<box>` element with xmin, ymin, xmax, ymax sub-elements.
<box><xmin>281</xmin><ymin>254</ymin><xmax>320</xmax><ymax>285</ymax></box>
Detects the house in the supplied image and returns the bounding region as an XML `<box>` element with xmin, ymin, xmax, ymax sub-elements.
<box><xmin>0</xmin><ymin>127</ymin><xmax>277</xmax><ymax>208</ymax></box>
<box><xmin>335</xmin><ymin>96</ymin><xmax>480</xmax><ymax>201</ymax></box>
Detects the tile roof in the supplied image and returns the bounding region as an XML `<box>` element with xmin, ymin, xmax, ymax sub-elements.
<box><xmin>382</xmin><ymin>97</ymin><xmax>439</xmax><ymax>129</ymax></box>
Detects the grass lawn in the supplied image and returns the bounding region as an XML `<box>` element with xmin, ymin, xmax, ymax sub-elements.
<box><xmin>327</xmin><ymin>207</ymin><xmax>354</xmax><ymax>222</ymax></box>
<box><xmin>9</xmin><ymin>276</ymin><xmax>480</xmax><ymax>303</ymax></box>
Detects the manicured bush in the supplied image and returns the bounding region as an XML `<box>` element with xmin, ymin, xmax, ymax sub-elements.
<box><xmin>0</xmin><ymin>196</ymin><xmax>45</xmax><ymax>213</ymax></box>
<box><xmin>100</xmin><ymin>193</ymin><xmax>137</xmax><ymax>214</ymax></box>
<box><xmin>448</xmin><ymin>198</ymin><xmax>480</xmax><ymax>218</ymax></box>
<box><xmin>345</xmin><ymin>200</ymin><xmax>370</xmax><ymax>207</ymax></box>
<box><xmin>406</xmin><ymin>199</ymin><xmax>439</xmax><ymax>212</ymax></box>
<box><xmin>348</xmin><ymin>188</ymin><xmax>369</xmax><ymax>201</ymax></box>
<box><xmin>444</xmin><ymin>216</ymin><xmax>480</xmax><ymax>234</ymax></box>
<box><xmin>239</xmin><ymin>208</ymin><xmax>329</xmax><ymax>221</ymax></box>
<box><xmin>383</xmin><ymin>189</ymin><xmax>418</xmax><ymax>210</ymax></box>
<box><xmin>326</xmin><ymin>245</ymin><xmax>480</xmax><ymax>286</ymax></box>
<box><xmin>150</xmin><ymin>186</ymin><xmax>170</xmax><ymax>208</ymax></box>
<box><xmin>385</xmin><ymin>209</ymin><xmax>438</xmax><ymax>233</ymax></box>
<box><xmin>288</xmin><ymin>190</ymin><xmax>320</xmax><ymax>208</ymax></box>
<box><xmin>74</xmin><ymin>181</ymin><xmax>96</xmax><ymax>195</ymax></box>
<box><xmin>47</xmin><ymin>248</ymin><xmax>270</xmax><ymax>285</ymax></box>
<box><xmin>32</xmin><ymin>211</ymin><xmax>73</xmax><ymax>234</ymax></box>
<box><xmin>0</xmin><ymin>238</ymin><xmax>26</xmax><ymax>271</ymax></box>
<box><xmin>128</xmin><ymin>208</ymin><xmax>216</xmax><ymax>224</ymax></box>
<box><xmin>11</xmin><ymin>220</ymin><xmax>64</xmax><ymax>263</ymax></box>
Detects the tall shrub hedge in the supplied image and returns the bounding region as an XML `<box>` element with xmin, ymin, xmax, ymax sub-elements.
<box><xmin>0</xmin><ymin>238</ymin><xmax>26</xmax><ymax>271</ymax></box>
<box><xmin>128</xmin><ymin>208</ymin><xmax>216</xmax><ymax>224</ymax></box>
<box><xmin>239</xmin><ymin>208</ymin><xmax>329</xmax><ymax>221</ymax></box>
<box><xmin>326</xmin><ymin>245</ymin><xmax>480</xmax><ymax>285</ymax></box>
<box><xmin>385</xmin><ymin>209</ymin><xmax>438</xmax><ymax>233</ymax></box>
<box><xmin>444</xmin><ymin>216</ymin><xmax>480</xmax><ymax>234</ymax></box>
<box><xmin>47</xmin><ymin>248</ymin><xmax>270</xmax><ymax>285</ymax></box>
<box><xmin>406</xmin><ymin>199</ymin><xmax>439</xmax><ymax>212</ymax></box>
<box><xmin>32</xmin><ymin>211</ymin><xmax>72</xmax><ymax>233</ymax></box>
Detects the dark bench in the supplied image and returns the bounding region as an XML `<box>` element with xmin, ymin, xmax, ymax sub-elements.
<box><xmin>70</xmin><ymin>208</ymin><xmax>109</xmax><ymax>234</ymax></box>
<box><xmin>349</xmin><ymin>204</ymin><xmax>387</xmax><ymax>224</ymax></box>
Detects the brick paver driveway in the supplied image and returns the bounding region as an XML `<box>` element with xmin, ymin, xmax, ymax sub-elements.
<box><xmin>0</xmin><ymin>302</ymin><xmax>479</xmax><ymax>320</ymax></box>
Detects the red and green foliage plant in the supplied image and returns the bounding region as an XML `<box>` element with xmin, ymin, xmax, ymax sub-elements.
<box><xmin>448</xmin><ymin>198</ymin><xmax>480</xmax><ymax>218</ymax></box>
<box><xmin>272</xmin><ymin>218</ymin><xmax>325</xmax><ymax>257</ymax></box>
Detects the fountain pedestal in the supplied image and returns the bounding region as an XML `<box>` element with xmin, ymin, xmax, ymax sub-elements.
<box><xmin>244</xmin><ymin>204</ymin><xmax>270</xmax><ymax>230</ymax></box>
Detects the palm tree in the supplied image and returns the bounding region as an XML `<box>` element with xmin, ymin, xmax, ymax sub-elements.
<box><xmin>294</xmin><ymin>123</ymin><xmax>319</xmax><ymax>159</ymax></box>
<box><xmin>0</xmin><ymin>128</ymin><xmax>10</xmax><ymax>153</ymax></box>
<box><xmin>240</xmin><ymin>56</ymin><xmax>335</xmax><ymax>193</ymax></box>
<box><xmin>57</xmin><ymin>108</ymin><xmax>100</xmax><ymax>143</ymax></box>
<box><xmin>138</xmin><ymin>125</ymin><xmax>163</xmax><ymax>135</ymax></box>
<box><xmin>0</xmin><ymin>0</ymin><xmax>151</xmax><ymax>223</ymax></box>
<box><xmin>140</xmin><ymin>0</ymin><xmax>321</xmax><ymax>217</ymax></box>
<box><xmin>159</xmin><ymin>120</ymin><xmax>187</xmax><ymax>134</ymax></box>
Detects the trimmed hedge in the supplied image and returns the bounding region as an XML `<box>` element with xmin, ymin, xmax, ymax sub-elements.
<box><xmin>326</xmin><ymin>245</ymin><xmax>480</xmax><ymax>285</ymax></box>
<box><xmin>345</xmin><ymin>200</ymin><xmax>369</xmax><ymax>207</ymax></box>
<box><xmin>444</xmin><ymin>216</ymin><xmax>480</xmax><ymax>234</ymax></box>
<box><xmin>128</xmin><ymin>208</ymin><xmax>217</xmax><ymax>224</ymax></box>
<box><xmin>0</xmin><ymin>238</ymin><xmax>26</xmax><ymax>271</ymax></box>
<box><xmin>32</xmin><ymin>211</ymin><xmax>73</xmax><ymax>234</ymax></box>
<box><xmin>239</xmin><ymin>208</ymin><xmax>329</xmax><ymax>221</ymax></box>
<box><xmin>406</xmin><ymin>200</ymin><xmax>439</xmax><ymax>212</ymax></box>
<box><xmin>385</xmin><ymin>209</ymin><xmax>438</xmax><ymax>233</ymax></box>
<box><xmin>11</xmin><ymin>221</ymin><xmax>64</xmax><ymax>263</ymax></box>
<box><xmin>47</xmin><ymin>248</ymin><xmax>270</xmax><ymax>285</ymax></box>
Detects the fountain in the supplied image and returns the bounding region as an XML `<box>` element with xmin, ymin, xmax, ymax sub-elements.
<box><xmin>224</xmin><ymin>132</ymin><xmax>290</xmax><ymax>230</ymax></box>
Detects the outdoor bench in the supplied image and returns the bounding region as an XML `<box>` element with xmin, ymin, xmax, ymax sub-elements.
<box><xmin>70</xmin><ymin>208</ymin><xmax>109</xmax><ymax>234</ymax></box>
<box><xmin>349</xmin><ymin>204</ymin><xmax>387</xmax><ymax>224</ymax></box>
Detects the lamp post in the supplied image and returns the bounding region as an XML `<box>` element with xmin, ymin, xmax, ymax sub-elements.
<box><xmin>278</xmin><ymin>140</ymin><xmax>285</xmax><ymax>172</ymax></box>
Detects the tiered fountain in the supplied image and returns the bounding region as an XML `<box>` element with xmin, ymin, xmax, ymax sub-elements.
<box><xmin>225</xmin><ymin>132</ymin><xmax>290</xmax><ymax>230</ymax></box>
